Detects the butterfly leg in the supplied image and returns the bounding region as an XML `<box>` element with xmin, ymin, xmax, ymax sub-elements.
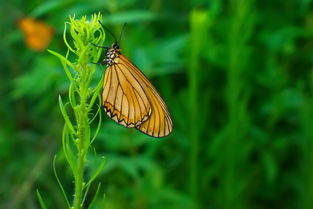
<box><xmin>91</xmin><ymin>59</ymin><xmax>108</xmax><ymax>65</ymax></box>
<box><xmin>91</xmin><ymin>43</ymin><xmax>109</xmax><ymax>49</ymax></box>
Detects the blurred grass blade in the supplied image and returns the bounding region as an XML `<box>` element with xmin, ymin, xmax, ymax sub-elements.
<box><xmin>36</xmin><ymin>189</ymin><xmax>48</xmax><ymax>209</ymax></box>
<box><xmin>31</xmin><ymin>1</ymin><xmax>64</xmax><ymax>17</ymax></box>
<box><xmin>105</xmin><ymin>10</ymin><xmax>158</xmax><ymax>24</ymax></box>
<box><xmin>53</xmin><ymin>156</ymin><xmax>71</xmax><ymax>208</ymax></box>
<box><xmin>188</xmin><ymin>9</ymin><xmax>209</xmax><ymax>208</ymax></box>
<box><xmin>216</xmin><ymin>0</ymin><xmax>254</xmax><ymax>209</ymax></box>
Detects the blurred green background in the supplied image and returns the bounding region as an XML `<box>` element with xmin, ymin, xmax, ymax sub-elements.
<box><xmin>1</xmin><ymin>0</ymin><xmax>313</xmax><ymax>209</ymax></box>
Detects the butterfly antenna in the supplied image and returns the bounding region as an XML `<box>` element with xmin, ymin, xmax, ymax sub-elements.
<box><xmin>118</xmin><ymin>23</ymin><xmax>127</xmax><ymax>43</ymax></box>
<box><xmin>98</xmin><ymin>20</ymin><xmax>118</xmax><ymax>43</ymax></box>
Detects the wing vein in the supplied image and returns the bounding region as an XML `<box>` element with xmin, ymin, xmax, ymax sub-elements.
<box><xmin>117</xmin><ymin>63</ymin><xmax>150</xmax><ymax>115</ymax></box>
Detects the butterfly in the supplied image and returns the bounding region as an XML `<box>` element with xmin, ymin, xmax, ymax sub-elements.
<box><xmin>93</xmin><ymin>21</ymin><xmax>173</xmax><ymax>138</ymax></box>
<box><xmin>18</xmin><ymin>18</ymin><xmax>54</xmax><ymax>51</ymax></box>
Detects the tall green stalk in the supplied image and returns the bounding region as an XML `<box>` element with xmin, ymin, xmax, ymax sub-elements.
<box><xmin>221</xmin><ymin>0</ymin><xmax>254</xmax><ymax>209</ymax></box>
<box><xmin>42</xmin><ymin>14</ymin><xmax>106</xmax><ymax>209</ymax></box>
<box><xmin>300</xmin><ymin>66</ymin><xmax>313</xmax><ymax>209</ymax></box>
<box><xmin>188</xmin><ymin>9</ymin><xmax>210</xmax><ymax>209</ymax></box>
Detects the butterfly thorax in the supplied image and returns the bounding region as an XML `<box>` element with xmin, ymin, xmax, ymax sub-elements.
<box><xmin>104</xmin><ymin>43</ymin><xmax>121</xmax><ymax>66</ymax></box>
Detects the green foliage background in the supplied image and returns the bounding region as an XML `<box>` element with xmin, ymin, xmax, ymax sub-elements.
<box><xmin>1</xmin><ymin>0</ymin><xmax>313</xmax><ymax>209</ymax></box>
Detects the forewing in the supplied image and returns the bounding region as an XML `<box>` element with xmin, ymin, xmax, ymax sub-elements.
<box><xmin>116</xmin><ymin>55</ymin><xmax>173</xmax><ymax>137</ymax></box>
<box><xmin>102</xmin><ymin>64</ymin><xmax>152</xmax><ymax>127</ymax></box>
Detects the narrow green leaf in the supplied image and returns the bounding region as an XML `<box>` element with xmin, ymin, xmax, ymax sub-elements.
<box><xmin>48</xmin><ymin>49</ymin><xmax>75</xmax><ymax>70</ymax></box>
<box><xmin>82</xmin><ymin>181</ymin><xmax>91</xmax><ymax>207</ymax></box>
<box><xmin>36</xmin><ymin>189</ymin><xmax>48</xmax><ymax>209</ymax></box>
<box><xmin>58</xmin><ymin>95</ymin><xmax>76</xmax><ymax>135</ymax></box>
<box><xmin>70</xmin><ymin>20</ymin><xmax>83</xmax><ymax>51</ymax></box>
<box><xmin>86</xmin><ymin>65</ymin><xmax>97</xmax><ymax>88</ymax></box>
<box><xmin>83</xmin><ymin>116</ymin><xmax>91</xmax><ymax>149</ymax></box>
<box><xmin>89</xmin><ymin>106</ymin><xmax>99</xmax><ymax>124</ymax></box>
<box><xmin>53</xmin><ymin>156</ymin><xmax>71</xmax><ymax>208</ymax></box>
<box><xmin>90</xmin><ymin>102</ymin><xmax>102</xmax><ymax>145</ymax></box>
<box><xmin>63</xmin><ymin>22</ymin><xmax>76</xmax><ymax>54</ymax></box>
<box><xmin>62</xmin><ymin>125</ymin><xmax>77</xmax><ymax>174</ymax></box>
<box><xmin>69</xmin><ymin>83</ymin><xmax>79</xmax><ymax>124</ymax></box>
<box><xmin>85</xmin><ymin>157</ymin><xmax>106</xmax><ymax>189</ymax></box>
<box><xmin>69</xmin><ymin>82</ymin><xmax>77</xmax><ymax>108</ymax></box>
<box><xmin>87</xmin><ymin>183</ymin><xmax>102</xmax><ymax>209</ymax></box>
<box><xmin>88</xmin><ymin>75</ymin><xmax>104</xmax><ymax>112</ymax></box>
<box><xmin>49</xmin><ymin>49</ymin><xmax>78</xmax><ymax>81</ymax></box>
<box><xmin>48</xmin><ymin>50</ymin><xmax>76</xmax><ymax>81</ymax></box>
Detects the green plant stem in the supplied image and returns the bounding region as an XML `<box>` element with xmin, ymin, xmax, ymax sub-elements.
<box><xmin>73</xmin><ymin>153</ymin><xmax>85</xmax><ymax>209</ymax></box>
<box><xmin>73</xmin><ymin>73</ymin><xmax>88</xmax><ymax>209</ymax></box>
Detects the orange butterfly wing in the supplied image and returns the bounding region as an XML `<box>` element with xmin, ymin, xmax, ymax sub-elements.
<box><xmin>108</xmin><ymin>55</ymin><xmax>173</xmax><ymax>137</ymax></box>
<box><xmin>102</xmin><ymin>60</ymin><xmax>152</xmax><ymax>127</ymax></box>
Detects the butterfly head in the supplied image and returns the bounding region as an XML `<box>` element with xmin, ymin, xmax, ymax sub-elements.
<box><xmin>107</xmin><ymin>42</ymin><xmax>121</xmax><ymax>55</ymax></box>
<box><xmin>112</xmin><ymin>42</ymin><xmax>120</xmax><ymax>50</ymax></box>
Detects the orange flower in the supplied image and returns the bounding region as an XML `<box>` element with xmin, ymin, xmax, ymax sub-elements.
<box><xmin>18</xmin><ymin>18</ymin><xmax>54</xmax><ymax>51</ymax></box>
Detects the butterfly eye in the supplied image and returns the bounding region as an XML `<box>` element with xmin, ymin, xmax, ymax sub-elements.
<box><xmin>112</xmin><ymin>43</ymin><xmax>120</xmax><ymax>49</ymax></box>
